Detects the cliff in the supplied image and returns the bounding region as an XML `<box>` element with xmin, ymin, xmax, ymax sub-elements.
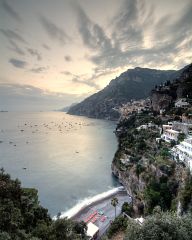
<box><xmin>151</xmin><ymin>64</ymin><xmax>192</xmax><ymax>112</ymax></box>
<box><xmin>111</xmin><ymin>113</ymin><xmax>189</xmax><ymax>215</ymax></box>
<box><xmin>67</xmin><ymin>67</ymin><xmax>179</xmax><ymax>120</ymax></box>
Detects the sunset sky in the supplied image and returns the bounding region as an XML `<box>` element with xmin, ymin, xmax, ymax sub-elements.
<box><xmin>0</xmin><ymin>0</ymin><xmax>192</xmax><ymax>110</ymax></box>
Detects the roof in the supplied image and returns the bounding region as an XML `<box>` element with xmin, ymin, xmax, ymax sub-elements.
<box><xmin>175</xmin><ymin>98</ymin><xmax>186</xmax><ymax>103</ymax></box>
<box><xmin>86</xmin><ymin>222</ymin><xmax>99</xmax><ymax>238</ymax></box>
<box><xmin>166</xmin><ymin>129</ymin><xmax>180</xmax><ymax>134</ymax></box>
<box><xmin>135</xmin><ymin>217</ymin><xmax>145</xmax><ymax>225</ymax></box>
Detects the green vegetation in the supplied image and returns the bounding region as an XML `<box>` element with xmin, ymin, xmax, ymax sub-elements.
<box><xmin>111</xmin><ymin>197</ymin><xmax>119</xmax><ymax>218</ymax></box>
<box><xmin>180</xmin><ymin>172</ymin><xmax>192</xmax><ymax>212</ymax></box>
<box><xmin>178</xmin><ymin>133</ymin><xmax>186</xmax><ymax>143</ymax></box>
<box><xmin>113</xmin><ymin>112</ymin><xmax>192</xmax><ymax>215</ymax></box>
<box><xmin>110</xmin><ymin>64</ymin><xmax>192</xmax><ymax>239</ymax></box>
<box><xmin>144</xmin><ymin>176</ymin><xmax>175</xmax><ymax>213</ymax></box>
<box><xmin>124</xmin><ymin>212</ymin><xmax>192</xmax><ymax>240</ymax></box>
<box><xmin>106</xmin><ymin>216</ymin><xmax>128</xmax><ymax>239</ymax></box>
<box><xmin>121</xmin><ymin>202</ymin><xmax>134</xmax><ymax>217</ymax></box>
<box><xmin>0</xmin><ymin>168</ymin><xmax>87</xmax><ymax>239</ymax></box>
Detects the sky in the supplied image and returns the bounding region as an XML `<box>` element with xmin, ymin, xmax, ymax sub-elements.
<box><xmin>0</xmin><ymin>0</ymin><xmax>192</xmax><ymax>111</ymax></box>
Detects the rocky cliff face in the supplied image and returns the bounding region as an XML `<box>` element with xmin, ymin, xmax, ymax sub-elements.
<box><xmin>111</xmin><ymin>113</ymin><xmax>187</xmax><ymax>214</ymax></box>
<box><xmin>151</xmin><ymin>64</ymin><xmax>192</xmax><ymax>112</ymax></box>
<box><xmin>111</xmin><ymin>163</ymin><xmax>146</xmax><ymax>199</ymax></box>
<box><xmin>67</xmin><ymin>67</ymin><xmax>179</xmax><ymax>120</ymax></box>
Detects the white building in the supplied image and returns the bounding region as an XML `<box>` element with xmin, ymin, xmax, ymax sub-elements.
<box><xmin>175</xmin><ymin>98</ymin><xmax>189</xmax><ymax>108</ymax></box>
<box><xmin>172</xmin><ymin>121</ymin><xmax>192</xmax><ymax>135</ymax></box>
<box><xmin>135</xmin><ymin>217</ymin><xmax>145</xmax><ymax>225</ymax></box>
<box><xmin>162</xmin><ymin>124</ymin><xmax>173</xmax><ymax>132</ymax></box>
<box><xmin>86</xmin><ymin>222</ymin><xmax>99</xmax><ymax>240</ymax></box>
<box><xmin>172</xmin><ymin>137</ymin><xmax>192</xmax><ymax>171</ymax></box>
<box><xmin>137</xmin><ymin>122</ymin><xmax>157</xmax><ymax>131</ymax></box>
<box><xmin>161</xmin><ymin>129</ymin><xmax>180</xmax><ymax>142</ymax></box>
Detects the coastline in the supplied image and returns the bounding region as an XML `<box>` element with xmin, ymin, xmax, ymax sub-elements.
<box><xmin>53</xmin><ymin>186</ymin><xmax>130</xmax><ymax>221</ymax></box>
<box><xmin>72</xmin><ymin>189</ymin><xmax>129</xmax><ymax>220</ymax></box>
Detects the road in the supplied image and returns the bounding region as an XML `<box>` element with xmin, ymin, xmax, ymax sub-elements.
<box><xmin>73</xmin><ymin>191</ymin><xmax>132</xmax><ymax>239</ymax></box>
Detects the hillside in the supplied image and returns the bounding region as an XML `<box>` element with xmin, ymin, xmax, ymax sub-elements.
<box><xmin>67</xmin><ymin>67</ymin><xmax>181</xmax><ymax>120</ymax></box>
<box><xmin>111</xmin><ymin>64</ymin><xmax>192</xmax><ymax>218</ymax></box>
<box><xmin>151</xmin><ymin>63</ymin><xmax>192</xmax><ymax>112</ymax></box>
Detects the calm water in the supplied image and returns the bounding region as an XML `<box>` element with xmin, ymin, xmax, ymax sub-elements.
<box><xmin>0</xmin><ymin>112</ymin><xmax>119</xmax><ymax>216</ymax></box>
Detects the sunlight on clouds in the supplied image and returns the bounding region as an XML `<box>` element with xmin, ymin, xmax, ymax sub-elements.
<box><xmin>0</xmin><ymin>0</ymin><xmax>191</xmax><ymax>110</ymax></box>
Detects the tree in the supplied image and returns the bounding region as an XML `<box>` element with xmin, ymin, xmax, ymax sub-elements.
<box><xmin>107</xmin><ymin>215</ymin><xmax>128</xmax><ymax>238</ymax></box>
<box><xmin>125</xmin><ymin>212</ymin><xmax>192</xmax><ymax>240</ymax></box>
<box><xmin>0</xmin><ymin>170</ymin><xmax>89</xmax><ymax>240</ymax></box>
<box><xmin>178</xmin><ymin>133</ymin><xmax>186</xmax><ymax>143</ymax></box>
<box><xmin>121</xmin><ymin>202</ymin><xmax>133</xmax><ymax>217</ymax></box>
<box><xmin>0</xmin><ymin>232</ymin><xmax>11</xmax><ymax>240</ymax></box>
<box><xmin>111</xmin><ymin>197</ymin><xmax>119</xmax><ymax>218</ymax></box>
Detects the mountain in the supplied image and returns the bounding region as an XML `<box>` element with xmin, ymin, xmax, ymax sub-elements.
<box><xmin>60</xmin><ymin>102</ymin><xmax>78</xmax><ymax>112</ymax></box>
<box><xmin>67</xmin><ymin>67</ymin><xmax>181</xmax><ymax>120</ymax></box>
<box><xmin>151</xmin><ymin>63</ymin><xmax>192</xmax><ymax>112</ymax></box>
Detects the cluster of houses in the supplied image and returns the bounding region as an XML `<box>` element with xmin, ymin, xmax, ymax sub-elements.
<box><xmin>175</xmin><ymin>98</ymin><xmax>190</xmax><ymax>108</ymax></box>
<box><xmin>119</xmin><ymin>99</ymin><xmax>151</xmax><ymax>118</ymax></box>
<box><xmin>119</xmin><ymin>97</ymin><xmax>192</xmax><ymax>172</ymax></box>
<box><xmin>161</xmin><ymin>120</ymin><xmax>192</xmax><ymax>171</ymax></box>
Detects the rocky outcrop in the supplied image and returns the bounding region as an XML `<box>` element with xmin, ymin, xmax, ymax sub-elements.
<box><xmin>151</xmin><ymin>90</ymin><xmax>174</xmax><ymax>112</ymax></box>
<box><xmin>111</xmin><ymin>163</ymin><xmax>146</xmax><ymax>198</ymax></box>
<box><xmin>151</xmin><ymin>64</ymin><xmax>192</xmax><ymax>112</ymax></box>
<box><xmin>67</xmin><ymin>67</ymin><xmax>180</xmax><ymax>120</ymax></box>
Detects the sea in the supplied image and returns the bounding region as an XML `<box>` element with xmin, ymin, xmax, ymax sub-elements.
<box><xmin>0</xmin><ymin>112</ymin><xmax>120</xmax><ymax>217</ymax></box>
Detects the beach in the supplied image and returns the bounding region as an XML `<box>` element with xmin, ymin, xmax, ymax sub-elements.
<box><xmin>56</xmin><ymin>187</ymin><xmax>132</xmax><ymax>238</ymax></box>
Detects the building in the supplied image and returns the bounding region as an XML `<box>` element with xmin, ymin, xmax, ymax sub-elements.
<box><xmin>162</xmin><ymin>124</ymin><xmax>173</xmax><ymax>133</ymax></box>
<box><xmin>86</xmin><ymin>222</ymin><xmax>99</xmax><ymax>240</ymax></box>
<box><xmin>172</xmin><ymin>137</ymin><xmax>192</xmax><ymax>171</ymax></box>
<box><xmin>137</xmin><ymin>122</ymin><xmax>157</xmax><ymax>131</ymax></box>
<box><xmin>175</xmin><ymin>98</ymin><xmax>189</xmax><ymax>108</ymax></box>
<box><xmin>135</xmin><ymin>217</ymin><xmax>145</xmax><ymax>225</ymax></box>
<box><xmin>172</xmin><ymin>121</ymin><xmax>192</xmax><ymax>135</ymax></box>
<box><xmin>161</xmin><ymin>129</ymin><xmax>180</xmax><ymax>142</ymax></box>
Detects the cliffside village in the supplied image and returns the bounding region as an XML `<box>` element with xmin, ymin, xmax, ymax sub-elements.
<box><xmin>118</xmin><ymin>97</ymin><xmax>192</xmax><ymax>172</ymax></box>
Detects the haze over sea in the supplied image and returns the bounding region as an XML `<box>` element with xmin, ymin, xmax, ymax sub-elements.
<box><xmin>0</xmin><ymin>112</ymin><xmax>119</xmax><ymax>216</ymax></box>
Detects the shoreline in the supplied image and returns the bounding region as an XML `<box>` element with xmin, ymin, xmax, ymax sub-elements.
<box><xmin>72</xmin><ymin>190</ymin><xmax>129</xmax><ymax>220</ymax></box>
<box><xmin>53</xmin><ymin>186</ymin><xmax>130</xmax><ymax>221</ymax></box>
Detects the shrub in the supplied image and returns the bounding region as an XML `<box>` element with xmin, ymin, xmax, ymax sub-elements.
<box><xmin>122</xmin><ymin>202</ymin><xmax>134</xmax><ymax>217</ymax></box>
<box><xmin>107</xmin><ymin>216</ymin><xmax>128</xmax><ymax>238</ymax></box>
<box><xmin>125</xmin><ymin>212</ymin><xmax>192</xmax><ymax>240</ymax></box>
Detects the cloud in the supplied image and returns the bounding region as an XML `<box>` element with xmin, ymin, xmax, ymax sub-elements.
<box><xmin>153</xmin><ymin>1</ymin><xmax>192</xmax><ymax>52</ymax></box>
<box><xmin>9</xmin><ymin>58</ymin><xmax>27</xmax><ymax>68</ymax></box>
<box><xmin>61</xmin><ymin>71</ymin><xmax>73</xmax><ymax>75</ymax></box>
<box><xmin>73</xmin><ymin>0</ymin><xmax>192</xmax><ymax>71</ymax></box>
<box><xmin>0</xmin><ymin>83</ymin><xmax>85</xmax><ymax>111</ymax></box>
<box><xmin>39</xmin><ymin>16</ymin><xmax>71</xmax><ymax>44</ymax></box>
<box><xmin>64</xmin><ymin>55</ymin><xmax>72</xmax><ymax>61</ymax></box>
<box><xmin>27</xmin><ymin>48</ymin><xmax>42</xmax><ymax>61</ymax></box>
<box><xmin>30</xmin><ymin>67</ymin><xmax>47</xmax><ymax>73</ymax></box>
<box><xmin>8</xmin><ymin>40</ymin><xmax>25</xmax><ymax>55</ymax></box>
<box><xmin>42</xmin><ymin>44</ymin><xmax>51</xmax><ymax>50</ymax></box>
<box><xmin>71</xmin><ymin>75</ymin><xmax>100</xmax><ymax>90</ymax></box>
<box><xmin>61</xmin><ymin>69</ymin><xmax>100</xmax><ymax>90</ymax></box>
<box><xmin>72</xmin><ymin>2</ymin><xmax>123</xmax><ymax>69</ymax></box>
<box><xmin>74</xmin><ymin>3</ymin><xmax>114</xmax><ymax>52</ymax></box>
<box><xmin>0</xmin><ymin>28</ymin><xmax>27</xmax><ymax>44</ymax></box>
<box><xmin>111</xmin><ymin>1</ymin><xmax>139</xmax><ymax>45</ymax></box>
<box><xmin>1</xmin><ymin>0</ymin><xmax>22</xmax><ymax>22</ymax></box>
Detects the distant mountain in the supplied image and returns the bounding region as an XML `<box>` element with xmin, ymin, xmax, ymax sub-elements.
<box><xmin>67</xmin><ymin>67</ymin><xmax>182</xmax><ymax>120</ymax></box>
<box><xmin>60</xmin><ymin>103</ymin><xmax>78</xmax><ymax>112</ymax></box>
<box><xmin>151</xmin><ymin>63</ymin><xmax>192</xmax><ymax>112</ymax></box>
